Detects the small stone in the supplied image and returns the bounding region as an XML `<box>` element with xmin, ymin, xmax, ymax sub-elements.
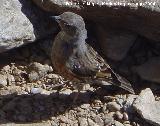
<box><xmin>28</xmin><ymin>71</ymin><xmax>39</xmax><ymax>82</ymax></box>
<box><xmin>124</xmin><ymin>124</ymin><xmax>132</xmax><ymax>126</ymax></box>
<box><xmin>123</xmin><ymin>112</ymin><xmax>129</xmax><ymax>121</ymax></box>
<box><xmin>59</xmin><ymin>116</ymin><xmax>69</xmax><ymax>123</ymax></box>
<box><xmin>78</xmin><ymin>117</ymin><xmax>88</xmax><ymax>126</ymax></box>
<box><xmin>7</xmin><ymin>74</ymin><xmax>15</xmax><ymax>85</ymax></box>
<box><xmin>87</xmin><ymin>118</ymin><xmax>99</xmax><ymax>126</ymax></box>
<box><xmin>59</xmin><ymin>89</ymin><xmax>72</xmax><ymax>95</ymax></box>
<box><xmin>0</xmin><ymin>74</ymin><xmax>7</xmax><ymax>87</ymax></box>
<box><xmin>80</xmin><ymin>104</ymin><xmax>90</xmax><ymax>109</ymax></box>
<box><xmin>104</xmin><ymin>96</ymin><xmax>115</xmax><ymax>102</ymax></box>
<box><xmin>123</xmin><ymin>94</ymin><xmax>137</xmax><ymax>113</ymax></box>
<box><xmin>114</xmin><ymin>121</ymin><xmax>124</xmax><ymax>126</ymax></box>
<box><xmin>2</xmin><ymin>65</ymin><xmax>11</xmax><ymax>73</ymax></box>
<box><xmin>46</xmin><ymin>74</ymin><xmax>59</xmax><ymax>79</ymax></box>
<box><xmin>59</xmin><ymin>89</ymin><xmax>72</xmax><ymax>100</ymax></box>
<box><xmin>28</xmin><ymin>62</ymin><xmax>51</xmax><ymax>82</ymax></box>
<box><xmin>41</xmin><ymin>89</ymin><xmax>51</xmax><ymax>95</ymax></box>
<box><xmin>115</xmin><ymin>111</ymin><xmax>123</xmax><ymax>120</ymax></box>
<box><xmin>93</xmin><ymin>115</ymin><xmax>104</xmax><ymax>126</ymax></box>
<box><xmin>82</xmin><ymin>84</ymin><xmax>90</xmax><ymax>90</ymax></box>
<box><xmin>107</xmin><ymin>102</ymin><xmax>121</xmax><ymax>112</ymax></box>
<box><xmin>104</xmin><ymin>113</ymin><xmax>114</xmax><ymax>125</ymax></box>
<box><xmin>31</xmin><ymin>87</ymin><xmax>42</xmax><ymax>94</ymax></box>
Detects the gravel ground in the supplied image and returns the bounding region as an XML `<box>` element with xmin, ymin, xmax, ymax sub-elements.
<box><xmin>0</xmin><ymin>42</ymin><xmax>156</xmax><ymax>126</ymax></box>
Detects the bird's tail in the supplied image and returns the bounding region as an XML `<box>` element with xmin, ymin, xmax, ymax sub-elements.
<box><xmin>92</xmin><ymin>70</ymin><xmax>135</xmax><ymax>94</ymax></box>
<box><xmin>111</xmin><ymin>70</ymin><xmax>135</xmax><ymax>94</ymax></box>
<box><xmin>115</xmin><ymin>80</ymin><xmax>135</xmax><ymax>94</ymax></box>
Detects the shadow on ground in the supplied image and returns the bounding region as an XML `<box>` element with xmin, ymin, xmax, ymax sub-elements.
<box><xmin>0</xmin><ymin>86</ymin><xmax>127</xmax><ymax>123</ymax></box>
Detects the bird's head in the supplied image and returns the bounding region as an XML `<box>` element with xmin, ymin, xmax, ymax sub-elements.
<box><xmin>52</xmin><ymin>12</ymin><xmax>86</xmax><ymax>36</ymax></box>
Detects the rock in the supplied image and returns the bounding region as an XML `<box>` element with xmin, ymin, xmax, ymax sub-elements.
<box><xmin>0</xmin><ymin>74</ymin><xmax>7</xmax><ymax>87</ymax></box>
<box><xmin>114</xmin><ymin>121</ymin><xmax>124</xmax><ymax>126</ymax></box>
<box><xmin>104</xmin><ymin>114</ymin><xmax>114</xmax><ymax>126</ymax></box>
<box><xmin>28</xmin><ymin>62</ymin><xmax>52</xmax><ymax>82</ymax></box>
<box><xmin>115</xmin><ymin>111</ymin><xmax>123</xmax><ymax>120</ymax></box>
<box><xmin>123</xmin><ymin>94</ymin><xmax>137</xmax><ymax>113</ymax></box>
<box><xmin>0</xmin><ymin>0</ymin><xmax>35</xmax><ymax>53</ymax></box>
<box><xmin>59</xmin><ymin>89</ymin><xmax>72</xmax><ymax>95</ymax></box>
<box><xmin>132</xmin><ymin>57</ymin><xmax>160</xmax><ymax>83</ymax></box>
<box><xmin>46</xmin><ymin>73</ymin><xmax>59</xmax><ymax>79</ymax></box>
<box><xmin>0</xmin><ymin>0</ymin><xmax>57</xmax><ymax>53</ymax></box>
<box><xmin>87</xmin><ymin>118</ymin><xmax>99</xmax><ymax>126</ymax></box>
<box><xmin>96</xmin><ymin>26</ymin><xmax>137</xmax><ymax>61</ymax></box>
<box><xmin>59</xmin><ymin>89</ymin><xmax>72</xmax><ymax>100</ymax></box>
<box><xmin>93</xmin><ymin>115</ymin><xmax>104</xmax><ymax>126</ymax></box>
<box><xmin>107</xmin><ymin>102</ymin><xmax>121</xmax><ymax>112</ymax></box>
<box><xmin>80</xmin><ymin>104</ymin><xmax>90</xmax><ymax>109</ymax></box>
<box><xmin>33</xmin><ymin>0</ymin><xmax>160</xmax><ymax>42</ymax></box>
<box><xmin>31</xmin><ymin>87</ymin><xmax>42</xmax><ymax>94</ymax></box>
<box><xmin>28</xmin><ymin>71</ymin><xmax>39</xmax><ymax>82</ymax></box>
<box><xmin>78</xmin><ymin>117</ymin><xmax>88</xmax><ymax>126</ymax></box>
<box><xmin>123</xmin><ymin>112</ymin><xmax>129</xmax><ymax>121</ymax></box>
<box><xmin>6</xmin><ymin>74</ymin><xmax>15</xmax><ymax>85</ymax></box>
<box><xmin>133</xmin><ymin>88</ymin><xmax>160</xmax><ymax>126</ymax></box>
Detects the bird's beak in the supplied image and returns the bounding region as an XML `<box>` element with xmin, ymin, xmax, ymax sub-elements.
<box><xmin>51</xmin><ymin>16</ymin><xmax>61</xmax><ymax>23</ymax></box>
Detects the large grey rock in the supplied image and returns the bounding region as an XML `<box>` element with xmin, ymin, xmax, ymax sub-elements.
<box><xmin>132</xmin><ymin>57</ymin><xmax>160</xmax><ymax>83</ymax></box>
<box><xmin>95</xmin><ymin>26</ymin><xmax>137</xmax><ymax>61</ymax></box>
<box><xmin>33</xmin><ymin>0</ymin><xmax>160</xmax><ymax>42</ymax></box>
<box><xmin>0</xmin><ymin>0</ymin><xmax>35</xmax><ymax>52</ymax></box>
<box><xmin>133</xmin><ymin>88</ymin><xmax>160</xmax><ymax>126</ymax></box>
<box><xmin>0</xmin><ymin>0</ymin><xmax>57</xmax><ymax>53</ymax></box>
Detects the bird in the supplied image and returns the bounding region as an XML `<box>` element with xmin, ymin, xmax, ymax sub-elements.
<box><xmin>51</xmin><ymin>12</ymin><xmax>135</xmax><ymax>95</ymax></box>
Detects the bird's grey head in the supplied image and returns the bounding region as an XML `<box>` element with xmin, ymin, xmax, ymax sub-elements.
<box><xmin>53</xmin><ymin>12</ymin><xmax>86</xmax><ymax>36</ymax></box>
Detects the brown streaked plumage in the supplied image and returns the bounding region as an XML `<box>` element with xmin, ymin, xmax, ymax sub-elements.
<box><xmin>51</xmin><ymin>12</ymin><xmax>135</xmax><ymax>94</ymax></box>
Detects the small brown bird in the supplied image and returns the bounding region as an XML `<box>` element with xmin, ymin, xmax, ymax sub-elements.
<box><xmin>51</xmin><ymin>12</ymin><xmax>135</xmax><ymax>94</ymax></box>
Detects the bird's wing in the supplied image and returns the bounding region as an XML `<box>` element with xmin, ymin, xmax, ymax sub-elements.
<box><xmin>65</xmin><ymin>43</ymin><xmax>112</xmax><ymax>79</ymax></box>
<box><xmin>84</xmin><ymin>44</ymin><xmax>135</xmax><ymax>94</ymax></box>
<box><xmin>66</xmin><ymin>43</ymin><xmax>135</xmax><ymax>94</ymax></box>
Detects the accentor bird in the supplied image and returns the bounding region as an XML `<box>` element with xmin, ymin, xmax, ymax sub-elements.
<box><xmin>51</xmin><ymin>12</ymin><xmax>135</xmax><ymax>95</ymax></box>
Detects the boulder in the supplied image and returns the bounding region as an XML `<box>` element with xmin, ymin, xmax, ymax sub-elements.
<box><xmin>133</xmin><ymin>88</ymin><xmax>160</xmax><ymax>126</ymax></box>
<box><xmin>0</xmin><ymin>0</ymin><xmax>57</xmax><ymax>53</ymax></box>
<box><xmin>32</xmin><ymin>0</ymin><xmax>160</xmax><ymax>42</ymax></box>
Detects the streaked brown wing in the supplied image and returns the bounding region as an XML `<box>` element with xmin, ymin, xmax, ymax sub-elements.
<box><xmin>65</xmin><ymin>43</ymin><xmax>110</xmax><ymax>78</ymax></box>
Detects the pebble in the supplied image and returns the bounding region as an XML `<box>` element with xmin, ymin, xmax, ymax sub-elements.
<box><xmin>93</xmin><ymin>115</ymin><xmax>104</xmax><ymax>126</ymax></box>
<box><xmin>59</xmin><ymin>116</ymin><xmax>69</xmax><ymax>123</ymax></box>
<box><xmin>103</xmin><ymin>113</ymin><xmax>114</xmax><ymax>125</ymax></box>
<box><xmin>80</xmin><ymin>104</ymin><xmax>90</xmax><ymax>109</ymax></box>
<box><xmin>104</xmin><ymin>96</ymin><xmax>115</xmax><ymax>102</ymax></box>
<box><xmin>107</xmin><ymin>102</ymin><xmax>121</xmax><ymax>112</ymax></box>
<box><xmin>30</xmin><ymin>87</ymin><xmax>42</xmax><ymax>94</ymax></box>
<box><xmin>28</xmin><ymin>71</ymin><xmax>39</xmax><ymax>82</ymax></box>
<box><xmin>123</xmin><ymin>94</ymin><xmax>137</xmax><ymax>113</ymax></box>
<box><xmin>114</xmin><ymin>121</ymin><xmax>124</xmax><ymax>126</ymax></box>
<box><xmin>115</xmin><ymin>111</ymin><xmax>123</xmax><ymax>120</ymax></box>
<box><xmin>2</xmin><ymin>65</ymin><xmax>11</xmax><ymax>73</ymax></box>
<box><xmin>82</xmin><ymin>84</ymin><xmax>90</xmax><ymax>90</ymax></box>
<box><xmin>87</xmin><ymin>118</ymin><xmax>99</xmax><ymax>126</ymax></box>
<box><xmin>7</xmin><ymin>74</ymin><xmax>15</xmax><ymax>85</ymax></box>
<box><xmin>78</xmin><ymin>117</ymin><xmax>88</xmax><ymax>126</ymax></box>
<box><xmin>124</xmin><ymin>124</ymin><xmax>131</xmax><ymax>126</ymax></box>
<box><xmin>123</xmin><ymin>112</ymin><xmax>129</xmax><ymax>121</ymax></box>
<box><xmin>0</xmin><ymin>74</ymin><xmax>7</xmax><ymax>87</ymax></box>
<box><xmin>59</xmin><ymin>89</ymin><xmax>72</xmax><ymax>95</ymax></box>
<box><xmin>46</xmin><ymin>73</ymin><xmax>59</xmax><ymax>79</ymax></box>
